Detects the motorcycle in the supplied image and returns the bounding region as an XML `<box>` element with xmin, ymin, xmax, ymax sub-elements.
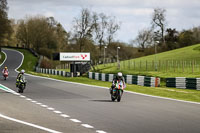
<box><xmin>111</xmin><ymin>80</ymin><xmax>124</xmax><ymax>102</ymax></box>
<box><xmin>17</xmin><ymin>77</ymin><xmax>27</xmax><ymax>93</ymax></box>
<box><xmin>3</xmin><ymin>71</ymin><xmax>9</xmax><ymax>80</ymax></box>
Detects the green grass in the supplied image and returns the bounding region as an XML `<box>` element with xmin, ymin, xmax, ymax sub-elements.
<box><xmin>28</xmin><ymin>71</ymin><xmax>200</xmax><ymax>103</ymax></box>
<box><xmin>0</xmin><ymin>51</ymin><xmax>6</xmax><ymax>65</ymax></box>
<box><xmin>95</xmin><ymin>44</ymin><xmax>200</xmax><ymax>78</ymax></box>
<box><xmin>13</xmin><ymin>48</ymin><xmax>39</xmax><ymax>72</ymax></box>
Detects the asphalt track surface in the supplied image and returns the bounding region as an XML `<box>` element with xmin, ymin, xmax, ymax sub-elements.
<box><xmin>0</xmin><ymin>49</ymin><xmax>200</xmax><ymax>133</ymax></box>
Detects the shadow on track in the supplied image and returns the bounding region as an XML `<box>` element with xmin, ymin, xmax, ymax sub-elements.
<box><xmin>89</xmin><ymin>99</ymin><xmax>113</xmax><ymax>102</ymax></box>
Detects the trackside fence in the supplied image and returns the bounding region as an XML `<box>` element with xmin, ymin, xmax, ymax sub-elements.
<box><xmin>166</xmin><ymin>77</ymin><xmax>200</xmax><ymax>90</ymax></box>
<box><xmin>36</xmin><ymin>67</ymin><xmax>71</xmax><ymax>77</ymax></box>
<box><xmin>88</xmin><ymin>72</ymin><xmax>160</xmax><ymax>87</ymax></box>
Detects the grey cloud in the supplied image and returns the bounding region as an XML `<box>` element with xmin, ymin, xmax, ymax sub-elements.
<box><xmin>7</xmin><ymin>0</ymin><xmax>200</xmax><ymax>42</ymax></box>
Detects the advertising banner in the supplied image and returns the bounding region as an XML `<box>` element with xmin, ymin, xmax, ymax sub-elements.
<box><xmin>60</xmin><ymin>52</ymin><xmax>90</xmax><ymax>61</ymax></box>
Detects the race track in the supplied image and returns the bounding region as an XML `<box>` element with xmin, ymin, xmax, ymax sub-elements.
<box><xmin>0</xmin><ymin>49</ymin><xmax>200</xmax><ymax>133</ymax></box>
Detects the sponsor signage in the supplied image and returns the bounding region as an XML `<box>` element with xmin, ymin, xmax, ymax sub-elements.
<box><xmin>60</xmin><ymin>52</ymin><xmax>90</xmax><ymax>61</ymax></box>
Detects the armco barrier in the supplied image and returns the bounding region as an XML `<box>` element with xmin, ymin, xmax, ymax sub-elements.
<box><xmin>166</xmin><ymin>77</ymin><xmax>200</xmax><ymax>90</ymax></box>
<box><xmin>88</xmin><ymin>72</ymin><xmax>160</xmax><ymax>87</ymax></box>
<box><xmin>36</xmin><ymin>67</ymin><xmax>71</xmax><ymax>77</ymax></box>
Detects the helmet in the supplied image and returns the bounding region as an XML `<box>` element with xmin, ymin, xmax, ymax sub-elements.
<box><xmin>117</xmin><ymin>72</ymin><xmax>123</xmax><ymax>79</ymax></box>
<box><xmin>21</xmin><ymin>69</ymin><xmax>25</xmax><ymax>74</ymax></box>
<box><xmin>5</xmin><ymin>67</ymin><xmax>7</xmax><ymax>69</ymax></box>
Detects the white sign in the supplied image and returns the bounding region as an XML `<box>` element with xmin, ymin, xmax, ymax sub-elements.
<box><xmin>60</xmin><ymin>52</ymin><xmax>90</xmax><ymax>61</ymax></box>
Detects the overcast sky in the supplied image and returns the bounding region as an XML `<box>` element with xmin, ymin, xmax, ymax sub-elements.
<box><xmin>7</xmin><ymin>0</ymin><xmax>200</xmax><ymax>43</ymax></box>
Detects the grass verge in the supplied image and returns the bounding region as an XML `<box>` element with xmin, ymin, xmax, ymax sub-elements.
<box><xmin>14</xmin><ymin>48</ymin><xmax>39</xmax><ymax>72</ymax></box>
<box><xmin>0</xmin><ymin>51</ymin><xmax>6</xmax><ymax>65</ymax></box>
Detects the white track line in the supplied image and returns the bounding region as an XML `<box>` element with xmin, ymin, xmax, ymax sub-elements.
<box><xmin>70</xmin><ymin>119</ymin><xmax>81</xmax><ymax>123</ymax></box>
<box><xmin>81</xmin><ymin>124</ymin><xmax>94</xmax><ymax>128</ymax></box>
<box><xmin>47</xmin><ymin>107</ymin><xmax>55</xmax><ymax>110</ymax></box>
<box><xmin>31</xmin><ymin>100</ymin><xmax>37</xmax><ymax>103</ymax></box>
<box><xmin>0</xmin><ymin>84</ymin><xmax>16</xmax><ymax>94</ymax></box>
<box><xmin>96</xmin><ymin>130</ymin><xmax>107</xmax><ymax>133</ymax></box>
<box><xmin>41</xmin><ymin>104</ymin><xmax>48</xmax><ymax>108</ymax></box>
<box><xmin>26</xmin><ymin>98</ymin><xmax>32</xmax><ymax>101</ymax></box>
<box><xmin>54</xmin><ymin>111</ymin><xmax>62</xmax><ymax>114</ymax></box>
<box><xmin>60</xmin><ymin>114</ymin><xmax>70</xmax><ymax>118</ymax></box>
<box><xmin>0</xmin><ymin>113</ymin><xmax>62</xmax><ymax>133</ymax></box>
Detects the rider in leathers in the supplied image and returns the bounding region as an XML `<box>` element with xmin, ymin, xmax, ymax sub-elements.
<box><xmin>16</xmin><ymin>69</ymin><xmax>25</xmax><ymax>87</ymax></box>
<box><xmin>110</xmin><ymin>72</ymin><xmax>126</xmax><ymax>94</ymax></box>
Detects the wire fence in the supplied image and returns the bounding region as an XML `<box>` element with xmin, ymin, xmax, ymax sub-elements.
<box><xmin>101</xmin><ymin>60</ymin><xmax>200</xmax><ymax>73</ymax></box>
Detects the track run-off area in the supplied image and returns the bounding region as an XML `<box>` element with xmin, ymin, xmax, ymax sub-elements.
<box><xmin>0</xmin><ymin>49</ymin><xmax>200</xmax><ymax>133</ymax></box>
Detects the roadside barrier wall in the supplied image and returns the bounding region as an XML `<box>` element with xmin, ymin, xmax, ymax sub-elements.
<box><xmin>166</xmin><ymin>77</ymin><xmax>200</xmax><ymax>90</ymax></box>
<box><xmin>88</xmin><ymin>72</ymin><xmax>160</xmax><ymax>87</ymax></box>
<box><xmin>36</xmin><ymin>67</ymin><xmax>71</xmax><ymax>77</ymax></box>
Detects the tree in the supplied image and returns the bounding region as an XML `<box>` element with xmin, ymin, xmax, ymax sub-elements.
<box><xmin>0</xmin><ymin>0</ymin><xmax>11</xmax><ymax>50</ymax></box>
<box><xmin>107</xmin><ymin>42</ymin><xmax>135</xmax><ymax>61</ymax></box>
<box><xmin>178</xmin><ymin>30</ymin><xmax>195</xmax><ymax>47</ymax></box>
<box><xmin>191</xmin><ymin>26</ymin><xmax>200</xmax><ymax>44</ymax></box>
<box><xmin>93</xmin><ymin>12</ymin><xmax>108</xmax><ymax>58</ymax></box>
<box><xmin>152</xmin><ymin>8</ymin><xmax>167</xmax><ymax>45</ymax></box>
<box><xmin>165</xmin><ymin>28</ymin><xmax>179</xmax><ymax>50</ymax></box>
<box><xmin>134</xmin><ymin>28</ymin><xmax>153</xmax><ymax>51</ymax></box>
<box><xmin>16</xmin><ymin>15</ymin><xmax>68</xmax><ymax>58</ymax></box>
<box><xmin>73</xmin><ymin>8</ymin><xmax>95</xmax><ymax>52</ymax></box>
<box><xmin>55</xmin><ymin>23</ymin><xmax>69</xmax><ymax>51</ymax></box>
<box><xmin>16</xmin><ymin>20</ymin><xmax>30</xmax><ymax>48</ymax></box>
<box><xmin>106</xmin><ymin>16</ymin><xmax>120</xmax><ymax>45</ymax></box>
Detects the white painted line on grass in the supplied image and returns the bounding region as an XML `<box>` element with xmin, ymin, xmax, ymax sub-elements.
<box><xmin>81</xmin><ymin>124</ymin><xmax>94</xmax><ymax>128</ymax></box>
<box><xmin>70</xmin><ymin>119</ymin><xmax>81</xmax><ymax>123</ymax></box>
<box><xmin>0</xmin><ymin>113</ymin><xmax>62</xmax><ymax>133</ymax></box>
<box><xmin>54</xmin><ymin>111</ymin><xmax>62</xmax><ymax>114</ymax></box>
<box><xmin>60</xmin><ymin>114</ymin><xmax>70</xmax><ymax>118</ymax></box>
<box><xmin>96</xmin><ymin>130</ymin><xmax>107</xmax><ymax>133</ymax></box>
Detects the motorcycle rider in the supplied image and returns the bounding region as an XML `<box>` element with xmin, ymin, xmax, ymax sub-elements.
<box><xmin>16</xmin><ymin>69</ymin><xmax>25</xmax><ymax>87</ymax></box>
<box><xmin>110</xmin><ymin>72</ymin><xmax>126</xmax><ymax>94</ymax></box>
<box><xmin>2</xmin><ymin>66</ymin><xmax>9</xmax><ymax>76</ymax></box>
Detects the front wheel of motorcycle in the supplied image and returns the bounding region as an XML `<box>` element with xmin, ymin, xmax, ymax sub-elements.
<box><xmin>111</xmin><ymin>95</ymin><xmax>115</xmax><ymax>101</ymax></box>
<box><xmin>117</xmin><ymin>91</ymin><xmax>122</xmax><ymax>102</ymax></box>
